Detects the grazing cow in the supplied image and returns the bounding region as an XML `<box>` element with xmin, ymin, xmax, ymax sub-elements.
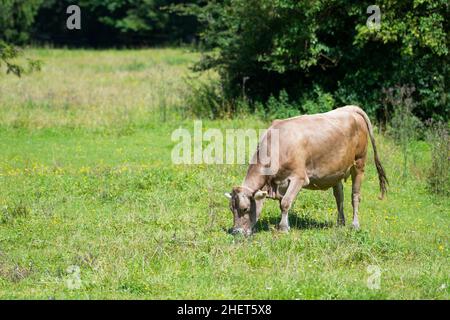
<box><xmin>225</xmin><ymin>106</ymin><xmax>388</xmax><ymax>236</ymax></box>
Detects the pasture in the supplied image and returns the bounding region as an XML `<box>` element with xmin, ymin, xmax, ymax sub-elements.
<box><xmin>0</xmin><ymin>48</ymin><xmax>448</xmax><ymax>299</ymax></box>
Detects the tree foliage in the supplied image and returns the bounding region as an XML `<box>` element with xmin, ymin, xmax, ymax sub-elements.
<box><xmin>0</xmin><ymin>41</ymin><xmax>41</xmax><ymax>77</ymax></box>
<box><xmin>0</xmin><ymin>0</ymin><xmax>44</xmax><ymax>44</ymax></box>
<box><xmin>190</xmin><ymin>0</ymin><xmax>449</xmax><ymax>120</ymax></box>
<box><xmin>1</xmin><ymin>0</ymin><xmax>202</xmax><ymax>46</ymax></box>
<box><xmin>35</xmin><ymin>0</ymin><xmax>201</xmax><ymax>46</ymax></box>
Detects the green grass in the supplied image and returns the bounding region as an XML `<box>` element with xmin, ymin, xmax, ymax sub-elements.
<box><xmin>0</xmin><ymin>48</ymin><xmax>448</xmax><ymax>299</ymax></box>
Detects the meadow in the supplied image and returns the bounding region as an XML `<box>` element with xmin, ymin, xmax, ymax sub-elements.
<box><xmin>0</xmin><ymin>48</ymin><xmax>448</xmax><ymax>299</ymax></box>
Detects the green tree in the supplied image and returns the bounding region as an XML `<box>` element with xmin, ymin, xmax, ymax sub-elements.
<box><xmin>0</xmin><ymin>0</ymin><xmax>44</xmax><ymax>44</ymax></box>
<box><xmin>191</xmin><ymin>0</ymin><xmax>449</xmax><ymax>120</ymax></box>
<box><xmin>32</xmin><ymin>0</ymin><xmax>202</xmax><ymax>46</ymax></box>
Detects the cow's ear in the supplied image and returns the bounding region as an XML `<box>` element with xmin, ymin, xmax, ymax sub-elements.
<box><xmin>254</xmin><ymin>190</ymin><xmax>267</xmax><ymax>200</ymax></box>
<box><xmin>224</xmin><ymin>192</ymin><xmax>232</xmax><ymax>199</ymax></box>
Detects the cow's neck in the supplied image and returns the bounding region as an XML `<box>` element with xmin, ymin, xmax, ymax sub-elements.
<box><xmin>242</xmin><ymin>164</ymin><xmax>267</xmax><ymax>193</ymax></box>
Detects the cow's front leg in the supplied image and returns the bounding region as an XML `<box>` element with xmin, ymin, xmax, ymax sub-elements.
<box><xmin>278</xmin><ymin>177</ymin><xmax>304</xmax><ymax>233</ymax></box>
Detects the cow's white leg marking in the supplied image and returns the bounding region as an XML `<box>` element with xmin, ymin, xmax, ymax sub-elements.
<box><xmin>333</xmin><ymin>181</ymin><xmax>345</xmax><ymax>226</ymax></box>
<box><xmin>278</xmin><ymin>177</ymin><xmax>303</xmax><ymax>233</ymax></box>
<box><xmin>351</xmin><ymin>160</ymin><xmax>365</xmax><ymax>230</ymax></box>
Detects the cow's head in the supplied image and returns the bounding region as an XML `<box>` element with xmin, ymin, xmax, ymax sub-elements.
<box><xmin>224</xmin><ymin>187</ymin><xmax>267</xmax><ymax>236</ymax></box>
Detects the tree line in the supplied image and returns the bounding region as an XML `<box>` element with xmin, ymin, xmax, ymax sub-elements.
<box><xmin>187</xmin><ymin>0</ymin><xmax>449</xmax><ymax>122</ymax></box>
<box><xmin>1</xmin><ymin>0</ymin><xmax>448</xmax><ymax>121</ymax></box>
<box><xmin>0</xmin><ymin>0</ymin><xmax>202</xmax><ymax>46</ymax></box>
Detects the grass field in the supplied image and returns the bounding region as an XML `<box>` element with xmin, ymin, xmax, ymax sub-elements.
<box><xmin>0</xmin><ymin>48</ymin><xmax>448</xmax><ymax>299</ymax></box>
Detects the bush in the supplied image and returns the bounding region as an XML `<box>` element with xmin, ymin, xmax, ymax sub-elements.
<box><xmin>183</xmin><ymin>77</ymin><xmax>228</xmax><ymax>119</ymax></box>
<box><xmin>183</xmin><ymin>83</ymin><xmax>337</xmax><ymax>120</ymax></box>
<box><xmin>190</xmin><ymin>0</ymin><xmax>449</xmax><ymax>121</ymax></box>
<box><xmin>265</xmin><ymin>87</ymin><xmax>335</xmax><ymax>119</ymax></box>
<box><xmin>301</xmin><ymin>86</ymin><xmax>335</xmax><ymax>115</ymax></box>
<box><xmin>265</xmin><ymin>90</ymin><xmax>300</xmax><ymax>119</ymax></box>
<box><xmin>425</xmin><ymin>121</ymin><xmax>449</xmax><ymax>196</ymax></box>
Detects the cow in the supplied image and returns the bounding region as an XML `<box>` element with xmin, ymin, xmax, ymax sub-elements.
<box><xmin>224</xmin><ymin>106</ymin><xmax>388</xmax><ymax>236</ymax></box>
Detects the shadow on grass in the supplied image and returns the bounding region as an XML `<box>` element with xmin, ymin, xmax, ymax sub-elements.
<box><xmin>254</xmin><ymin>211</ymin><xmax>333</xmax><ymax>232</ymax></box>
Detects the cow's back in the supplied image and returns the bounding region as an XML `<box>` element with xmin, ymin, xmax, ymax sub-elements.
<box><xmin>269</xmin><ymin>106</ymin><xmax>369</xmax><ymax>189</ymax></box>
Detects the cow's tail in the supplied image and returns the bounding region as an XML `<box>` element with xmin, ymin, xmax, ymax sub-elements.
<box><xmin>352</xmin><ymin>106</ymin><xmax>388</xmax><ymax>199</ymax></box>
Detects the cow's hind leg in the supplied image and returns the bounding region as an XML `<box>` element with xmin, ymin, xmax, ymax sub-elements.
<box><xmin>278</xmin><ymin>176</ymin><xmax>304</xmax><ymax>233</ymax></box>
<box><xmin>350</xmin><ymin>159</ymin><xmax>365</xmax><ymax>229</ymax></box>
<box><xmin>333</xmin><ymin>181</ymin><xmax>345</xmax><ymax>226</ymax></box>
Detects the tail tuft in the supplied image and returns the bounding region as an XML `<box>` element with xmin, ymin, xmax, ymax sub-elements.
<box><xmin>351</xmin><ymin>106</ymin><xmax>389</xmax><ymax>199</ymax></box>
<box><xmin>375</xmin><ymin>155</ymin><xmax>388</xmax><ymax>199</ymax></box>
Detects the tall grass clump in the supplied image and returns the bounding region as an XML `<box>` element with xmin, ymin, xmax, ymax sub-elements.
<box><xmin>0</xmin><ymin>202</ymin><xmax>29</xmax><ymax>224</ymax></box>
<box><xmin>183</xmin><ymin>77</ymin><xmax>228</xmax><ymax>119</ymax></box>
<box><xmin>184</xmin><ymin>80</ymin><xmax>335</xmax><ymax>120</ymax></box>
<box><xmin>384</xmin><ymin>85</ymin><xmax>422</xmax><ymax>178</ymax></box>
<box><xmin>264</xmin><ymin>90</ymin><xmax>300</xmax><ymax>119</ymax></box>
<box><xmin>425</xmin><ymin>120</ymin><xmax>449</xmax><ymax>196</ymax></box>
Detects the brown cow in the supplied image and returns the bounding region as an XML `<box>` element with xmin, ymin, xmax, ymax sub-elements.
<box><xmin>225</xmin><ymin>106</ymin><xmax>388</xmax><ymax>236</ymax></box>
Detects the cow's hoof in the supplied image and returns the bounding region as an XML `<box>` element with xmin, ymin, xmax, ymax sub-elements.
<box><xmin>351</xmin><ymin>222</ymin><xmax>360</xmax><ymax>230</ymax></box>
<box><xmin>337</xmin><ymin>220</ymin><xmax>345</xmax><ymax>227</ymax></box>
<box><xmin>278</xmin><ymin>224</ymin><xmax>290</xmax><ymax>233</ymax></box>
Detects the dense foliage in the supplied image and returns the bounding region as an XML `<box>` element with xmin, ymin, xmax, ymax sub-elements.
<box><xmin>0</xmin><ymin>0</ymin><xmax>201</xmax><ymax>46</ymax></box>
<box><xmin>190</xmin><ymin>0</ymin><xmax>449</xmax><ymax>121</ymax></box>
<box><xmin>1</xmin><ymin>0</ymin><xmax>448</xmax><ymax>120</ymax></box>
<box><xmin>0</xmin><ymin>0</ymin><xmax>43</xmax><ymax>43</ymax></box>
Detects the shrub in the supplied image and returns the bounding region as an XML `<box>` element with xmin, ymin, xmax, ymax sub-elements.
<box><xmin>265</xmin><ymin>90</ymin><xmax>300</xmax><ymax>119</ymax></box>
<box><xmin>300</xmin><ymin>86</ymin><xmax>335</xmax><ymax>115</ymax></box>
<box><xmin>183</xmin><ymin>81</ymin><xmax>337</xmax><ymax>120</ymax></box>
<box><xmin>189</xmin><ymin>0</ymin><xmax>449</xmax><ymax>121</ymax></box>
<box><xmin>385</xmin><ymin>85</ymin><xmax>423</xmax><ymax>178</ymax></box>
<box><xmin>265</xmin><ymin>87</ymin><xmax>335</xmax><ymax>119</ymax></box>
<box><xmin>425</xmin><ymin>121</ymin><xmax>449</xmax><ymax>196</ymax></box>
<box><xmin>183</xmin><ymin>77</ymin><xmax>227</xmax><ymax>119</ymax></box>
